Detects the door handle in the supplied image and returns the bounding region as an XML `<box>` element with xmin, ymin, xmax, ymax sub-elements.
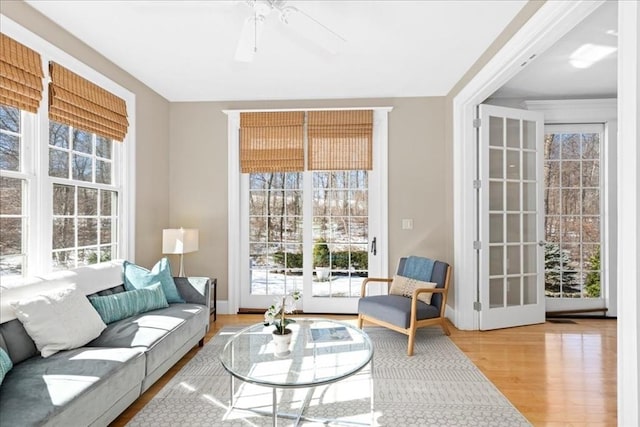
<box><xmin>370</xmin><ymin>237</ymin><xmax>377</xmax><ymax>256</ymax></box>
<box><xmin>538</xmin><ymin>240</ymin><xmax>546</xmax><ymax>247</ymax></box>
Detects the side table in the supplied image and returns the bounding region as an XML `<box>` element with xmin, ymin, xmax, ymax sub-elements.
<box><xmin>210</xmin><ymin>278</ymin><xmax>217</xmax><ymax>321</ymax></box>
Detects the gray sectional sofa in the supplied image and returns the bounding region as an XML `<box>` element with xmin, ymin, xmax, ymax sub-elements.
<box><xmin>0</xmin><ymin>261</ymin><xmax>211</xmax><ymax>427</ymax></box>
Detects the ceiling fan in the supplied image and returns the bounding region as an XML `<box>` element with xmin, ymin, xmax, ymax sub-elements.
<box><xmin>235</xmin><ymin>0</ymin><xmax>346</xmax><ymax>62</ymax></box>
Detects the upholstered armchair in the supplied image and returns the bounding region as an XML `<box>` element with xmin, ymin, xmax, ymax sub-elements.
<box><xmin>357</xmin><ymin>256</ymin><xmax>452</xmax><ymax>356</ymax></box>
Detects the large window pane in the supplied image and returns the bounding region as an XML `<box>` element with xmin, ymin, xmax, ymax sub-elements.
<box><xmin>544</xmin><ymin>128</ymin><xmax>603</xmax><ymax>299</ymax></box>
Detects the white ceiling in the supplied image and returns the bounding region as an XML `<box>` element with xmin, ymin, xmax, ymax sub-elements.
<box><xmin>492</xmin><ymin>1</ymin><xmax>617</xmax><ymax>100</ymax></box>
<box><xmin>24</xmin><ymin>0</ymin><xmax>528</xmax><ymax>102</ymax></box>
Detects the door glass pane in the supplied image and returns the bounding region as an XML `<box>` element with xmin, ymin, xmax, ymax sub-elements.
<box><xmin>523</xmin><ymin>275</ymin><xmax>537</xmax><ymax>304</ymax></box>
<box><xmin>523</xmin><ymin>120</ymin><xmax>536</xmax><ymax>149</ymax></box>
<box><xmin>489</xmin><ymin>149</ymin><xmax>503</xmax><ymax>179</ymax></box>
<box><xmin>489</xmin><ymin>214</ymin><xmax>503</xmax><ymax>243</ymax></box>
<box><xmin>489</xmin><ymin>246</ymin><xmax>503</xmax><ymax>276</ymax></box>
<box><xmin>523</xmin><ymin>213</ymin><xmax>536</xmax><ymax>242</ymax></box>
<box><xmin>490</xmin><ymin>278</ymin><xmax>504</xmax><ymax>308</ymax></box>
<box><xmin>506</xmin><ymin>182</ymin><xmax>519</xmax><ymax>211</ymax></box>
<box><xmin>523</xmin><ymin>244</ymin><xmax>536</xmax><ymax>274</ymax></box>
<box><xmin>489</xmin><ymin>181</ymin><xmax>503</xmax><ymax>211</ymax></box>
<box><xmin>313</xmin><ymin>171</ymin><xmax>368</xmax><ymax>298</ymax></box>
<box><xmin>506</xmin><ymin>150</ymin><xmax>520</xmax><ymax>179</ymax></box>
<box><xmin>522</xmin><ymin>151</ymin><xmax>536</xmax><ymax>180</ymax></box>
<box><xmin>506</xmin><ymin>118</ymin><xmax>520</xmax><ymax>148</ymax></box>
<box><xmin>506</xmin><ymin>214</ymin><xmax>519</xmax><ymax>243</ymax></box>
<box><xmin>489</xmin><ymin>116</ymin><xmax>503</xmax><ymax>147</ymax></box>
<box><xmin>507</xmin><ymin>245</ymin><xmax>520</xmax><ymax>274</ymax></box>
<box><xmin>507</xmin><ymin>277</ymin><xmax>521</xmax><ymax>306</ymax></box>
<box><xmin>249</xmin><ymin>172</ymin><xmax>303</xmax><ymax>296</ymax></box>
<box><xmin>523</xmin><ymin>183</ymin><xmax>536</xmax><ymax>211</ymax></box>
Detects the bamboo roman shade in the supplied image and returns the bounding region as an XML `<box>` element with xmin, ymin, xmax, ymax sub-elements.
<box><xmin>0</xmin><ymin>33</ymin><xmax>44</xmax><ymax>113</ymax></box>
<box><xmin>240</xmin><ymin>111</ymin><xmax>305</xmax><ymax>173</ymax></box>
<box><xmin>49</xmin><ymin>62</ymin><xmax>128</xmax><ymax>141</ymax></box>
<box><xmin>307</xmin><ymin>110</ymin><xmax>373</xmax><ymax>171</ymax></box>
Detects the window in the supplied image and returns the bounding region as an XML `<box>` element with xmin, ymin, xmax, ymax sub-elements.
<box><xmin>0</xmin><ymin>105</ymin><xmax>29</xmax><ymax>277</ymax></box>
<box><xmin>0</xmin><ymin>23</ymin><xmax>134</xmax><ymax>282</ymax></box>
<box><xmin>544</xmin><ymin>124</ymin><xmax>603</xmax><ymax>298</ymax></box>
<box><xmin>49</xmin><ymin>122</ymin><xmax>118</xmax><ymax>270</ymax></box>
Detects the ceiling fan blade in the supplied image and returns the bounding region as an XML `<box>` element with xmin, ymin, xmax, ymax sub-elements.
<box><xmin>235</xmin><ymin>14</ymin><xmax>266</xmax><ymax>62</ymax></box>
<box><xmin>280</xmin><ymin>6</ymin><xmax>346</xmax><ymax>55</ymax></box>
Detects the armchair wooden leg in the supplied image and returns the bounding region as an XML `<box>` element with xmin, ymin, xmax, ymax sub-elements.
<box><xmin>441</xmin><ymin>319</ymin><xmax>451</xmax><ymax>336</ymax></box>
<box><xmin>357</xmin><ymin>315</ymin><xmax>364</xmax><ymax>329</ymax></box>
<box><xmin>407</xmin><ymin>326</ymin><xmax>417</xmax><ymax>357</ymax></box>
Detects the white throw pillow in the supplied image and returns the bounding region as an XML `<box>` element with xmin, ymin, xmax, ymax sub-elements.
<box><xmin>10</xmin><ymin>286</ymin><xmax>107</xmax><ymax>358</ymax></box>
<box><xmin>389</xmin><ymin>275</ymin><xmax>438</xmax><ymax>305</ymax></box>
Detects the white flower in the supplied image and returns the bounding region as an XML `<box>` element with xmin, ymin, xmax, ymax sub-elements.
<box><xmin>264</xmin><ymin>290</ymin><xmax>301</xmax><ymax>334</ymax></box>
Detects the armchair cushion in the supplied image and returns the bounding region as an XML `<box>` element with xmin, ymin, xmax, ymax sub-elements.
<box><xmin>357</xmin><ymin>295</ymin><xmax>440</xmax><ymax>328</ymax></box>
<box><xmin>389</xmin><ymin>275</ymin><xmax>437</xmax><ymax>304</ymax></box>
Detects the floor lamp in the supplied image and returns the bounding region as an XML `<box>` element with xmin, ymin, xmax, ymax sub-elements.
<box><xmin>162</xmin><ymin>228</ymin><xmax>199</xmax><ymax>277</ymax></box>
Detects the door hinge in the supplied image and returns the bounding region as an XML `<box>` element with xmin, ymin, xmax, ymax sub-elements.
<box><xmin>473</xmin><ymin>241</ymin><xmax>481</xmax><ymax>250</ymax></box>
<box><xmin>473</xmin><ymin>118</ymin><xmax>481</xmax><ymax>128</ymax></box>
<box><xmin>473</xmin><ymin>301</ymin><xmax>482</xmax><ymax>311</ymax></box>
<box><xmin>473</xmin><ymin>179</ymin><xmax>481</xmax><ymax>189</ymax></box>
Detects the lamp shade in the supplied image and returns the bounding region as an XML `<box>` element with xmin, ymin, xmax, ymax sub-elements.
<box><xmin>162</xmin><ymin>228</ymin><xmax>199</xmax><ymax>254</ymax></box>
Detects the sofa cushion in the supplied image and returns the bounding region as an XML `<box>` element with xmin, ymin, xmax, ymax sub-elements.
<box><xmin>0</xmin><ymin>319</ymin><xmax>38</xmax><ymax>364</ymax></box>
<box><xmin>89</xmin><ymin>283</ymin><xmax>169</xmax><ymax>324</ymax></box>
<box><xmin>88</xmin><ymin>304</ymin><xmax>206</xmax><ymax>375</ymax></box>
<box><xmin>9</xmin><ymin>286</ymin><xmax>107</xmax><ymax>358</ymax></box>
<box><xmin>124</xmin><ymin>258</ymin><xmax>185</xmax><ymax>303</ymax></box>
<box><xmin>0</xmin><ymin>346</ymin><xmax>145</xmax><ymax>427</ymax></box>
<box><xmin>0</xmin><ymin>347</ymin><xmax>12</xmax><ymax>385</ymax></box>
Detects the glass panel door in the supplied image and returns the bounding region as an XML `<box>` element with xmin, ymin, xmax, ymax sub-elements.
<box><xmin>479</xmin><ymin>104</ymin><xmax>545</xmax><ymax>330</ymax></box>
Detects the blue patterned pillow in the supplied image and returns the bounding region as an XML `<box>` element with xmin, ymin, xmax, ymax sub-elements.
<box><xmin>0</xmin><ymin>347</ymin><xmax>12</xmax><ymax>386</ymax></box>
<box><xmin>89</xmin><ymin>283</ymin><xmax>169</xmax><ymax>324</ymax></box>
<box><xmin>123</xmin><ymin>258</ymin><xmax>184</xmax><ymax>303</ymax></box>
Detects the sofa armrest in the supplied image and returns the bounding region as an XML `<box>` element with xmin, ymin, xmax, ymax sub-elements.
<box><xmin>174</xmin><ymin>277</ymin><xmax>210</xmax><ymax>309</ymax></box>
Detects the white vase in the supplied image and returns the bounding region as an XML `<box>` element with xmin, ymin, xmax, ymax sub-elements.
<box><xmin>271</xmin><ymin>329</ymin><xmax>292</xmax><ymax>357</ymax></box>
<box><xmin>315</xmin><ymin>267</ymin><xmax>330</xmax><ymax>281</ymax></box>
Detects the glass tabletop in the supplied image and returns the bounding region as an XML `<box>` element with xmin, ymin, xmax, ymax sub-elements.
<box><xmin>220</xmin><ymin>318</ymin><xmax>373</xmax><ymax>389</ymax></box>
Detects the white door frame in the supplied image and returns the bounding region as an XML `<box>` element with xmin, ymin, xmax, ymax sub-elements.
<box><xmin>225</xmin><ymin>107</ymin><xmax>390</xmax><ymax>315</ymax></box>
<box><xmin>453</xmin><ymin>0</ymin><xmax>639</xmax><ymax>423</ymax></box>
<box><xmin>452</xmin><ymin>0</ymin><xmax>605</xmax><ymax>330</ymax></box>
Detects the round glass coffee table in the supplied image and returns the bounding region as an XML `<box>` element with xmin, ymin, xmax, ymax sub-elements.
<box><xmin>220</xmin><ymin>318</ymin><xmax>374</xmax><ymax>426</ymax></box>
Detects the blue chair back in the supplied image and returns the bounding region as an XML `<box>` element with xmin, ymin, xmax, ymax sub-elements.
<box><xmin>397</xmin><ymin>257</ymin><xmax>450</xmax><ymax>312</ymax></box>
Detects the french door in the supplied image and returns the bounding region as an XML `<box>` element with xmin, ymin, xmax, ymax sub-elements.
<box><xmin>478</xmin><ymin>104</ymin><xmax>545</xmax><ymax>330</ymax></box>
<box><xmin>233</xmin><ymin>109</ymin><xmax>389</xmax><ymax>314</ymax></box>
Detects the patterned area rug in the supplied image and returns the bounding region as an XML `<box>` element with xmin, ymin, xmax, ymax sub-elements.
<box><xmin>127</xmin><ymin>326</ymin><xmax>530</xmax><ymax>426</ymax></box>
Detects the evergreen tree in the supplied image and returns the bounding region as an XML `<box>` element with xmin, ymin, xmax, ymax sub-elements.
<box><xmin>584</xmin><ymin>247</ymin><xmax>601</xmax><ymax>298</ymax></box>
<box><xmin>545</xmin><ymin>243</ymin><xmax>577</xmax><ymax>295</ymax></box>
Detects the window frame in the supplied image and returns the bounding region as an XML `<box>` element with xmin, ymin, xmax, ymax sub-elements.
<box><xmin>0</xmin><ymin>16</ymin><xmax>136</xmax><ymax>281</ymax></box>
<box><xmin>524</xmin><ymin>98</ymin><xmax>617</xmax><ymax>316</ymax></box>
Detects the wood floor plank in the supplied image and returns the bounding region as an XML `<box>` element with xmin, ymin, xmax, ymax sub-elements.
<box><xmin>110</xmin><ymin>315</ymin><xmax>617</xmax><ymax>426</ymax></box>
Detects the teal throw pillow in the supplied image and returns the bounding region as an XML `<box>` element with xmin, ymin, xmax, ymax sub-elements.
<box><xmin>89</xmin><ymin>283</ymin><xmax>169</xmax><ymax>324</ymax></box>
<box><xmin>123</xmin><ymin>258</ymin><xmax>185</xmax><ymax>303</ymax></box>
<box><xmin>0</xmin><ymin>347</ymin><xmax>13</xmax><ymax>386</ymax></box>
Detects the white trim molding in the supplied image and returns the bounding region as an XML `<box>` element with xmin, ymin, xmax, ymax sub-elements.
<box><xmin>617</xmin><ymin>0</ymin><xmax>640</xmax><ymax>424</ymax></box>
<box><xmin>452</xmin><ymin>0</ymin><xmax>605</xmax><ymax>331</ymax></box>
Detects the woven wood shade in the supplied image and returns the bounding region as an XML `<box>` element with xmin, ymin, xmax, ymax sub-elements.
<box><xmin>0</xmin><ymin>33</ymin><xmax>44</xmax><ymax>113</ymax></box>
<box><xmin>49</xmin><ymin>62</ymin><xmax>128</xmax><ymax>141</ymax></box>
<box><xmin>240</xmin><ymin>111</ymin><xmax>304</xmax><ymax>173</ymax></box>
<box><xmin>308</xmin><ymin>110</ymin><xmax>373</xmax><ymax>171</ymax></box>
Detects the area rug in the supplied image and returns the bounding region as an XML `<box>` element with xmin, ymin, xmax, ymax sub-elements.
<box><xmin>127</xmin><ymin>326</ymin><xmax>530</xmax><ymax>426</ymax></box>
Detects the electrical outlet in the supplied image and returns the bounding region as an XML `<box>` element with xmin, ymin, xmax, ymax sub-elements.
<box><xmin>402</xmin><ymin>219</ymin><xmax>413</xmax><ymax>230</ymax></box>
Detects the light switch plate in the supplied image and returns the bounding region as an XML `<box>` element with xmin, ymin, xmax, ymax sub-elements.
<box><xmin>402</xmin><ymin>219</ymin><xmax>413</xmax><ymax>230</ymax></box>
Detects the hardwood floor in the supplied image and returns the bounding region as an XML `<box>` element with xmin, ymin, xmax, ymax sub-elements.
<box><xmin>111</xmin><ymin>315</ymin><xmax>617</xmax><ymax>426</ymax></box>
